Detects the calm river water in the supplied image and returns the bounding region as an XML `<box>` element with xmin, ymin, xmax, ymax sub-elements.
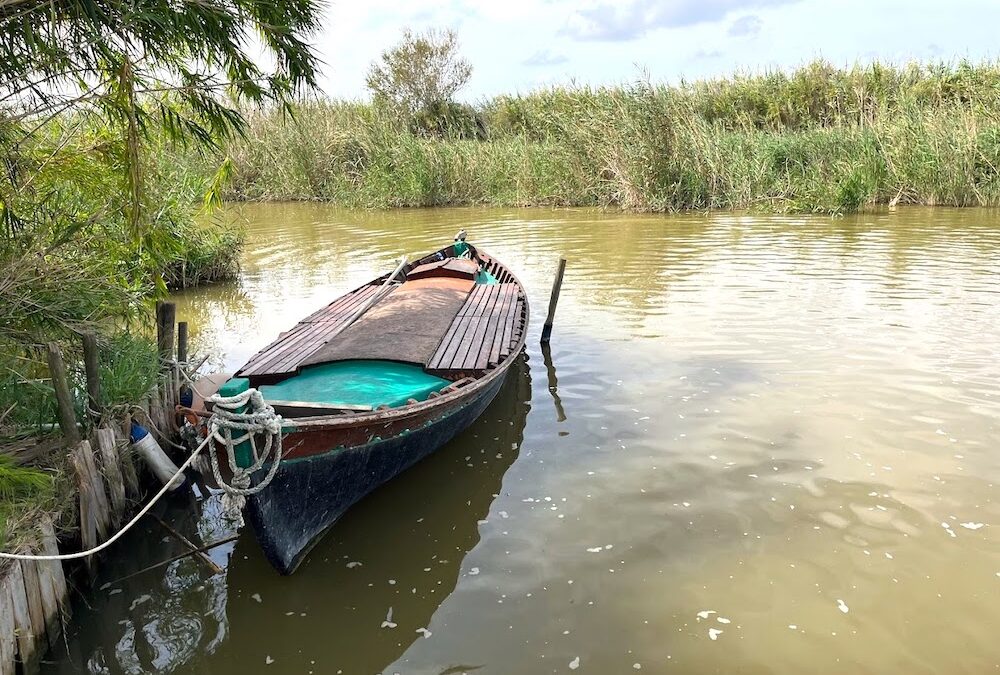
<box><xmin>46</xmin><ymin>204</ymin><xmax>1000</xmax><ymax>674</ymax></box>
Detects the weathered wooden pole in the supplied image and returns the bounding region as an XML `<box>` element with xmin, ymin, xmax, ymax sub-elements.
<box><xmin>81</xmin><ymin>332</ymin><xmax>102</xmax><ymax>422</ymax></box>
<box><xmin>176</xmin><ymin>321</ymin><xmax>189</xmax><ymax>365</ymax></box>
<box><xmin>46</xmin><ymin>343</ymin><xmax>80</xmax><ymax>445</ymax></box>
<box><xmin>156</xmin><ymin>302</ymin><xmax>176</xmax><ymax>364</ymax></box>
<box><xmin>540</xmin><ymin>257</ymin><xmax>566</xmax><ymax>344</ymax></box>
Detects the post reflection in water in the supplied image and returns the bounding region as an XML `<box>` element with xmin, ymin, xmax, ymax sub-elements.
<box><xmin>541</xmin><ymin>341</ymin><xmax>567</xmax><ymax>424</ymax></box>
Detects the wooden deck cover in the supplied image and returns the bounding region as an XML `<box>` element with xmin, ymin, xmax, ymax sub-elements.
<box><xmin>235</xmin><ymin>283</ymin><xmax>383</xmax><ymax>382</ymax></box>
<box><xmin>235</xmin><ymin>253</ymin><xmax>525</xmax><ymax>385</ymax></box>
<box><xmin>427</xmin><ymin>283</ymin><xmax>524</xmax><ymax>375</ymax></box>
<box><xmin>300</xmin><ymin>277</ymin><xmax>474</xmax><ymax>368</ymax></box>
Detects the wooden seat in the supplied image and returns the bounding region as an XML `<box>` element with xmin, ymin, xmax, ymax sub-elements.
<box><xmin>427</xmin><ymin>283</ymin><xmax>524</xmax><ymax>376</ymax></box>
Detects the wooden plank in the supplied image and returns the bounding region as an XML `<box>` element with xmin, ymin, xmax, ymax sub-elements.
<box><xmin>19</xmin><ymin>562</ymin><xmax>45</xmax><ymax>659</ymax></box>
<box><xmin>486</xmin><ymin>285</ymin><xmax>516</xmax><ymax>367</ymax></box>
<box><xmin>460</xmin><ymin>285</ymin><xmax>502</xmax><ymax>370</ymax></box>
<box><xmin>429</xmin><ymin>283</ymin><xmax>509</xmax><ymax>372</ymax></box>
<box><xmin>238</xmin><ymin>285</ymin><xmax>386</xmax><ymax>377</ymax></box>
<box><xmin>267</xmin><ymin>320</ymin><xmax>348</xmax><ymax>374</ymax></box>
<box><xmin>117</xmin><ymin>422</ymin><xmax>140</xmax><ymax>499</ymax></box>
<box><xmin>480</xmin><ymin>294</ymin><xmax>511</xmax><ymax>369</ymax></box>
<box><xmin>9</xmin><ymin>562</ymin><xmax>39</xmax><ymax>675</ymax></box>
<box><xmin>69</xmin><ymin>445</ymin><xmax>98</xmax><ymax>575</ymax></box>
<box><xmin>437</xmin><ymin>315</ymin><xmax>480</xmax><ymax>371</ymax></box>
<box><xmin>509</xmin><ymin>299</ymin><xmax>525</xmax><ymax>350</ymax></box>
<box><xmin>301</xmin><ymin>284</ymin><xmax>379</xmax><ymax>323</ymax></box>
<box><xmin>500</xmin><ymin>292</ymin><xmax>519</xmax><ymax>355</ymax></box>
<box><xmin>427</xmin><ymin>315</ymin><xmax>467</xmax><ymax>369</ymax></box>
<box><xmin>0</xmin><ymin>573</ymin><xmax>15</xmax><ymax>675</ymax></box>
<box><xmin>37</xmin><ymin>518</ymin><xmax>67</xmax><ymax>620</ymax></box>
<box><xmin>450</xmin><ymin>316</ymin><xmax>484</xmax><ymax>370</ymax></box>
<box><xmin>96</xmin><ymin>427</ymin><xmax>126</xmax><ymax>527</ymax></box>
<box><xmin>494</xmin><ymin>286</ymin><xmax>518</xmax><ymax>361</ymax></box>
<box><xmin>35</xmin><ymin>543</ymin><xmax>61</xmax><ymax>646</ymax></box>
<box><xmin>238</xmin><ymin>323</ymin><xmax>312</xmax><ymax>375</ymax></box>
<box><xmin>78</xmin><ymin>441</ymin><xmax>110</xmax><ymax>541</ymax></box>
<box><xmin>474</xmin><ymin>289</ymin><xmax>508</xmax><ymax>370</ymax></box>
<box><xmin>426</xmin><ymin>286</ymin><xmax>488</xmax><ymax>368</ymax></box>
<box><xmin>38</xmin><ymin>517</ymin><xmax>70</xmax><ymax>646</ymax></box>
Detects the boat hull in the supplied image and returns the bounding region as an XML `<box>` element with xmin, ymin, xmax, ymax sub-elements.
<box><xmin>245</xmin><ymin>370</ymin><xmax>508</xmax><ymax>575</ymax></box>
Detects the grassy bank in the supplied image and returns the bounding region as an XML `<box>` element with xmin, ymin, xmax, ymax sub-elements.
<box><xmin>195</xmin><ymin>60</ymin><xmax>1000</xmax><ymax>214</ymax></box>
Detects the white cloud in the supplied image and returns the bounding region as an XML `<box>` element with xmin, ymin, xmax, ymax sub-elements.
<box><xmin>309</xmin><ymin>0</ymin><xmax>1000</xmax><ymax>100</ymax></box>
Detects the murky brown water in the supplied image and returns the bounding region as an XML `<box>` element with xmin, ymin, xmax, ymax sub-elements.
<box><xmin>46</xmin><ymin>204</ymin><xmax>1000</xmax><ymax>674</ymax></box>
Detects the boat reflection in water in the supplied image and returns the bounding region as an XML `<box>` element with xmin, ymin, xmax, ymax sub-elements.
<box><xmin>45</xmin><ymin>353</ymin><xmax>531</xmax><ymax>674</ymax></box>
<box><xmin>204</xmin><ymin>353</ymin><xmax>531</xmax><ymax>673</ymax></box>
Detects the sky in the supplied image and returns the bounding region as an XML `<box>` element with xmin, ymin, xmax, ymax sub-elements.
<box><xmin>312</xmin><ymin>0</ymin><xmax>1000</xmax><ymax>101</ymax></box>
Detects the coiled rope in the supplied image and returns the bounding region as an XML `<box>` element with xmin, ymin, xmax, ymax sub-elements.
<box><xmin>205</xmin><ymin>388</ymin><xmax>284</xmax><ymax>526</ymax></box>
<box><xmin>0</xmin><ymin>388</ymin><xmax>285</xmax><ymax>561</ymax></box>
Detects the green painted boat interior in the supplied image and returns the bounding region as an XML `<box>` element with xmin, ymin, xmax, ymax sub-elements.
<box><xmin>225</xmin><ymin>360</ymin><xmax>451</xmax><ymax>410</ymax></box>
<box><xmin>474</xmin><ymin>268</ymin><xmax>498</xmax><ymax>284</ymax></box>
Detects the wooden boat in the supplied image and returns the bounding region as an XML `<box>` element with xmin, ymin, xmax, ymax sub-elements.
<box><xmin>210</xmin><ymin>241</ymin><xmax>528</xmax><ymax>575</ymax></box>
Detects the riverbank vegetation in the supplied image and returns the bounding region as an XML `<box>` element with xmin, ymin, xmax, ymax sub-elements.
<box><xmin>201</xmin><ymin>59</ymin><xmax>1000</xmax><ymax>214</ymax></box>
<box><xmin>0</xmin><ymin>0</ymin><xmax>323</xmax><ymax>544</ymax></box>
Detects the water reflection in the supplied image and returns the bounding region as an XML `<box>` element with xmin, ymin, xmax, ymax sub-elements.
<box><xmin>540</xmin><ymin>342</ymin><xmax>567</xmax><ymax>423</ymax></box>
<box><xmin>189</xmin><ymin>355</ymin><xmax>531</xmax><ymax>674</ymax></box>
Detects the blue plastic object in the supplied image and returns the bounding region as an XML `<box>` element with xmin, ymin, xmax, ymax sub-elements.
<box><xmin>129</xmin><ymin>422</ymin><xmax>149</xmax><ymax>444</ymax></box>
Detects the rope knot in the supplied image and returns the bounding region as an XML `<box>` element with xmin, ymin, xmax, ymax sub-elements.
<box><xmin>206</xmin><ymin>387</ymin><xmax>285</xmax><ymax>526</ymax></box>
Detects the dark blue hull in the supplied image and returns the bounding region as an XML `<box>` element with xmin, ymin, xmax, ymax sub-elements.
<box><xmin>246</xmin><ymin>373</ymin><xmax>507</xmax><ymax>574</ymax></box>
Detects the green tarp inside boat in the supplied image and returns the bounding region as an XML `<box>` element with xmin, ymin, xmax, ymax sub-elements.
<box><xmin>219</xmin><ymin>360</ymin><xmax>450</xmax><ymax>410</ymax></box>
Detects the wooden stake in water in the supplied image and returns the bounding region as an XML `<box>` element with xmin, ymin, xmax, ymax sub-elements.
<box><xmin>540</xmin><ymin>257</ymin><xmax>566</xmax><ymax>344</ymax></box>
<box><xmin>177</xmin><ymin>321</ymin><xmax>189</xmax><ymax>365</ymax></box>
<box><xmin>156</xmin><ymin>301</ymin><xmax>176</xmax><ymax>364</ymax></box>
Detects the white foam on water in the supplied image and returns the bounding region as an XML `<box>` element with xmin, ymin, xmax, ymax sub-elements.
<box><xmin>708</xmin><ymin>628</ymin><xmax>723</xmax><ymax>640</ymax></box>
<box><xmin>346</xmin><ymin>561</ymin><xmax>362</xmax><ymax>568</ymax></box>
<box><xmin>469</xmin><ymin>567</ymin><xmax>480</xmax><ymax>576</ymax></box>
<box><xmin>251</xmin><ymin>593</ymin><xmax>262</xmax><ymax>603</ymax></box>
<box><xmin>265</xmin><ymin>656</ymin><xmax>274</xmax><ymax>665</ymax></box>
<box><xmin>837</xmin><ymin>599</ymin><xmax>849</xmax><ymax>614</ymax></box>
<box><xmin>960</xmin><ymin>522</ymin><xmax>985</xmax><ymax>530</ymax></box>
<box><xmin>569</xmin><ymin>656</ymin><xmax>580</xmax><ymax>670</ymax></box>
<box><xmin>416</xmin><ymin>627</ymin><xmax>432</xmax><ymax>638</ymax></box>
<box><xmin>696</xmin><ymin>610</ymin><xmax>716</xmax><ymax>619</ymax></box>
<box><xmin>717</xmin><ymin>617</ymin><xmax>731</xmax><ymax>624</ymax></box>
<box><xmin>788</xmin><ymin>624</ymin><xmax>797</xmax><ymax>630</ymax></box>
<box><xmin>587</xmin><ymin>547</ymin><xmax>603</xmax><ymax>553</ymax></box>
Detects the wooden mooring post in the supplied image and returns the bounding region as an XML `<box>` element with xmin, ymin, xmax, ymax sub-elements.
<box><xmin>176</xmin><ymin>321</ymin><xmax>189</xmax><ymax>365</ymax></box>
<box><xmin>46</xmin><ymin>343</ymin><xmax>80</xmax><ymax>446</ymax></box>
<box><xmin>540</xmin><ymin>257</ymin><xmax>567</xmax><ymax>344</ymax></box>
<box><xmin>156</xmin><ymin>301</ymin><xmax>176</xmax><ymax>363</ymax></box>
<box><xmin>81</xmin><ymin>331</ymin><xmax>102</xmax><ymax>422</ymax></box>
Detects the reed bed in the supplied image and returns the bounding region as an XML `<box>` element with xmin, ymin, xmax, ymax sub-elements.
<box><xmin>193</xmin><ymin>60</ymin><xmax>1000</xmax><ymax>214</ymax></box>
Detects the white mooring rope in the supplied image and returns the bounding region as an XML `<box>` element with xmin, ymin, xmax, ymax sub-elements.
<box><xmin>0</xmin><ymin>387</ymin><xmax>284</xmax><ymax>561</ymax></box>
<box><xmin>205</xmin><ymin>387</ymin><xmax>285</xmax><ymax>526</ymax></box>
